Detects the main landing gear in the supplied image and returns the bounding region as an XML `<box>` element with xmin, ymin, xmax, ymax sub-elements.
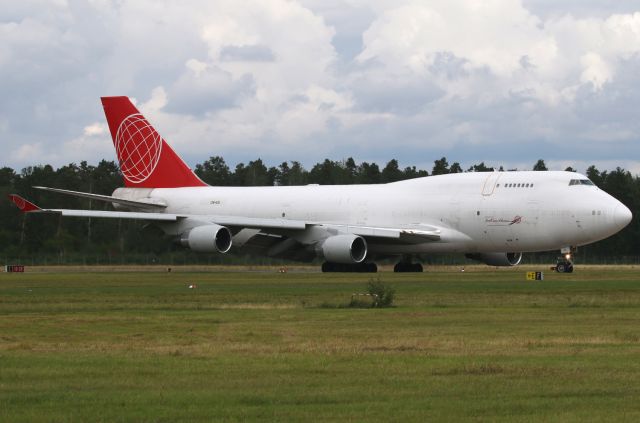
<box><xmin>394</xmin><ymin>262</ymin><xmax>423</xmax><ymax>272</ymax></box>
<box><xmin>321</xmin><ymin>262</ymin><xmax>378</xmax><ymax>273</ymax></box>
<box><xmin>393</xmin><ymin>259</ymin><xmax>423</xmax><ymax>273</ymax></box>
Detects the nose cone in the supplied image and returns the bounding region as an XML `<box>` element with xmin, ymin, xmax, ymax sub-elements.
<box><xmin>613</xmin><ymin>203</ymin><xmax>632</xmax><ymax>230</ymax></box>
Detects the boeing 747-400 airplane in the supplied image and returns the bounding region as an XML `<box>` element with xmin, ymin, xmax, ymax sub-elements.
<box><xmin>9</xmin><ymin>97</ymin><xmax>632</xmax><ymax>272</ymax></box>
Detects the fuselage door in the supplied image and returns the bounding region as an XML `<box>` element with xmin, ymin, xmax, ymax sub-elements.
<box><xmin>481</xmin><ymin>172</ymin><xmax>501</xmax><ymax>196</ymax></box>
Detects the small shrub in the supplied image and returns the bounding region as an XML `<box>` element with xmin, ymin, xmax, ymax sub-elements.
<box><xmin>366</xmin><ymin>277</ymin><xmax>395</xmax><ymax>308</ymax></box>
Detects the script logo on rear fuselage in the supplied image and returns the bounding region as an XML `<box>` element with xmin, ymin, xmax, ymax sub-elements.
<box><xmin>485</xmin><ymin>215</ymin><xmax>523</xmax><ymax>226</ymax></box>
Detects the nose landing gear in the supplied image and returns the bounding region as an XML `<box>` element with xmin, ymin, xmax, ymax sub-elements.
<box><xmin>554</xmin><ymin>258</ymin><xmax>574</xmax><ymax>273</ymax></box>
<box><xmin>554</xmin><ymin>247</ymin><xmax>575</xmax><ymax>273</ymax></box>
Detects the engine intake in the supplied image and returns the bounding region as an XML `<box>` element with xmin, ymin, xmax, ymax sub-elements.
<box><xmin>181</xmin><ymin>224</ymin><xmax>232</xmax><ymax>253</ymax></box>
<box><xmin>466</xmin><ymin>252</ymin><xmax>522</xmax><ymax>267</ymax></box>
<box><xmin>319</xmin><ymin>234</ymin><xmax>367</xmax><ymax>264</ymax></box>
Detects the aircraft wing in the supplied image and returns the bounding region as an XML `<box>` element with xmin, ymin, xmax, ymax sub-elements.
<box><xmin>8</xmin><ymin>194</ymin><xmax>178</xmax><ymax>221</ymax></box>
<box><xmin>8</xmin><ymin>193</ymin><xmax>441</xmax><ymax>241</ymax></box>
<box><xmin>33</xmin><ymin>186</ymin><xmax>167</xmax><ymax>211</ymax></box>
<box><xmin>7</xmin><ymin>194</ymin><xmax>306</xmax><ymax>229</ymax></box>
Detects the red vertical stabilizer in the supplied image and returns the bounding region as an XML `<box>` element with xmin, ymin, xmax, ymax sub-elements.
<box><xmin>101</xmin><ymin>96</ymin><xmax>206</xmax><ymax>188</ymax></box>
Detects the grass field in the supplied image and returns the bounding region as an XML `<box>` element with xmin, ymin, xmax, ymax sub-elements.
<box><xmin>1</xmin><ymin>266</ymin><xmax>640</xmax><ymax>422</ymax></box>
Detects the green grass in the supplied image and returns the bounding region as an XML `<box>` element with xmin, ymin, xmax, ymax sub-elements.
<box><xmin>1</xmin><ymin>266</ymin><xmax>640</xmax><ymax>422</ymax></box>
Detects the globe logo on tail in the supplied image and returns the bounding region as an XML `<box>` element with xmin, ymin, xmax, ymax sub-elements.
<box><xmin>115</xmin><ymin>114</ymin><xmax>163</xmax><ymax>184</ymax></box>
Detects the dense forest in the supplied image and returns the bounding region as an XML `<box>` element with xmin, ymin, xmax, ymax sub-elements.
<box><xmin>1</xmin><ymin>157</ymin><xmax>638</xmax><ymax>265</ymax></box>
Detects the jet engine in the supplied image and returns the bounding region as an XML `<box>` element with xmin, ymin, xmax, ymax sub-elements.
<box><xmin>466</xmin><ymin>252</ymin><xmax>522</xmax><ymax>266</ymax></box>
<box><xmin>181</xmin><ymin>224</ymin><xmax>232</xmax><ymax>253</ymax></box>
<box><xmin>319</xmin><ymin>234</ymin><xmax>368</xmax><ymax>264</ymax></box>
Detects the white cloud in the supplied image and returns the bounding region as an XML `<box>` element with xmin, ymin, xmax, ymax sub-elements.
<box><xmin>1</xmin><ymin>0</ymin><xmax>640</xmax><ymax>174</ymax></box>
<box><xmin>10</xmin><ymin>143</ymin><xmax>45</xmax><ymax>162</ymax></box>
<box><xmin>61</xmin><ymin>135</ymin><xmax>113</xmax><ymax>164</ymax></box>
<box><xmin>140</xmin><ymin>87</ymin><xmax>168</xmax><ymax>113</ymax></box>
<box><xmin>580</xmin><ymin>52</ymin><xmax>612</xmax><ymax>89</ymax></box>
<box><xmin>83</xmin><ymin>122</ymin><xmax>107</xmax><ymax>136</ymax></box>
<box><xmin>354</xmin><ymin>1</ymin><xmax>640</xmax><ymax>104</ymax></box>
<box><xmin>357</xmin><ymin>1</ymin><xmax>545</xmax><ymax>76</ymax></box>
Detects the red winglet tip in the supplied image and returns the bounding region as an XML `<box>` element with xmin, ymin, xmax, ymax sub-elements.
<box><xmin>8</xmin><ymin>194</ymin><xmax>41</xmax><ymax>212</ymax></box>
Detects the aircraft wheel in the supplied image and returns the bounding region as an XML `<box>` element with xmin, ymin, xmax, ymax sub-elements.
<box><xmin>323</xmin><ymin>262</ymin><xmax>377</xmax><ymax>273</ymax></box>
<box><xmin>394</xmin><ymin>262</ymin><xmax>423</xmax><ymax>272</ymax></box>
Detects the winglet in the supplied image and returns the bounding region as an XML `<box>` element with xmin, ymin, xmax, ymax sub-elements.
<box><xmin>8</xmin><ymin>194</ymin><xmax>42</xmax><ymax>212</ymax></box>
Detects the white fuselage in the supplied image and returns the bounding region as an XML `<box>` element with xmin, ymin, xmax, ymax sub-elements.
<box><xmin>119</xmin><ymin>171</ymin><xmax>631</xmax><ymax>255</ymax></box>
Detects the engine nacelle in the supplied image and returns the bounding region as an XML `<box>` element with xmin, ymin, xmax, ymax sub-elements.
<box><xmin>466</xmin><ymin>252</ymin><xmax>522</xmax><ymax>267</ymax></box>
<box><xmin>181</xmin><ymin>224</ymin><xmax>232</xmax><ymax>253</ymax></box>
<box><xmin>319</xmin><ymin>234</ymin><xmax>368</xmax><ymax>264</ymax></box>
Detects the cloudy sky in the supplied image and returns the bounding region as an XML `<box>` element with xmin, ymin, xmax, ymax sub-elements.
<box><xmin>2</xmin><ymin>0</ymin><xmax>640</xmax><ymax>174</ymax></box>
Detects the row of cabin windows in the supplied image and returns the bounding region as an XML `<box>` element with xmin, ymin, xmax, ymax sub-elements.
<box><xmin>493</xmin><ymin>179</ymin><xmax>595</xmax><ymax>189</ymax></box>
<box><xmin>495</xmin><ymin>183</ymin><xmax>534</xmax><ymax>188</ymax></box>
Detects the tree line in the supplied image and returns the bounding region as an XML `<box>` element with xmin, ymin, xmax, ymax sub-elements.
<box><xmin>0</xmin><ymin>157</ymin><xmax>638</xmax><ymax>264</ymax></box>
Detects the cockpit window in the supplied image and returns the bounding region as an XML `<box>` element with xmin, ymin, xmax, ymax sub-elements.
<box><xmin>569</xmin><ymin>179</ymin><xmax>594</xmax><ymax>186</ymax></box>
